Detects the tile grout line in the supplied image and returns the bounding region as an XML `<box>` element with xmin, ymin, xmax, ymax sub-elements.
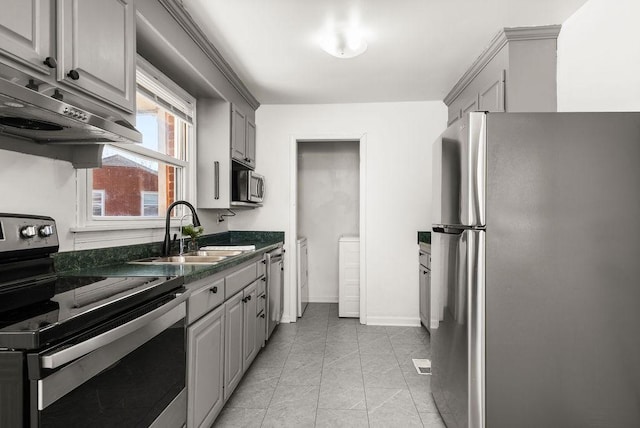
<box><xmin>313</xmin><ymin>311</ymin><xmax>329</xmax><ymax>427</ymax></box>
<box><xmin>259</xmin><ymin>328</ymin><xmax>295</xmax><ymax>427</ymax></box>
<box><xmin>356</xmin><ymin>320</ymin><xmax>372</xmax><ymax>427</ymax></box>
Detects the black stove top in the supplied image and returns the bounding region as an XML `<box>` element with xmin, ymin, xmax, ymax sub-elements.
<box><xmin>0</xmin><ymin>213</ymin><xmax>185</xmax><ymax>351</ymax></box>
<box><xmin>0</xmin><ymin>274</ymin><xmax>183</xmax><ymax>350</ymax></box>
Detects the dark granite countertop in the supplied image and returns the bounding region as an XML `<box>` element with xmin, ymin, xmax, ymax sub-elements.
<box><xmin>54</xmin><ymin>231</ymin><xmax>284</xmax><ymax>285</ymax></box>
<box><xmin>418</xmin><ymin>231</ymin><xmax>431</xmax><ymax>244</ymax></box>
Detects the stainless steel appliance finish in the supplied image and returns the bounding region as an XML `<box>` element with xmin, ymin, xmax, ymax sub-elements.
<box><xmin>419</xmin><ymin>245</ymin><xmax>432</xmax><ymax>331</ymax></box>
<box><xmin>431</xmin><ymin>112</ymin><xmax>640</xmax><ymax>428</ymax></box>
<box><xmin>0</xmin><ymin>213</ymin><xmax>188</xmax><ymax>427</ymax></box>
<box><xmin>233</xmin><ymin>170</ymin><xmax>265</xmax><ymax>203</ymax></box>
<box><xmin>0</xmin><ymin>77</ymin><xmax>141</xmax><ymax>144</ymax></box>
<box><xmin>265</xmin><ymin>246</ymin><xmax>284</xmax><ymax>340</ymax></box>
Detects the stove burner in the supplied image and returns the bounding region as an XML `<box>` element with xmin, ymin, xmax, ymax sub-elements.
<box><xmin>0</xmin><ymin>117</ymin><xmax>64</xmax><ymax>131</ymax></box>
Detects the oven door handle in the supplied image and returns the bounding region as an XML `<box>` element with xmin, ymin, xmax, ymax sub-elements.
<box><xmin>40</xmin><ymin>290</ymin><xmax>189</xmax><ymax>369</ymax></box>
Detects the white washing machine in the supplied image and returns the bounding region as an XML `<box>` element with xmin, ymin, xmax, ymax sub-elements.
<box><xmin>338</xmin><ymin>235</ymin><xmax>360</xmax><ymax>317</ymax></box>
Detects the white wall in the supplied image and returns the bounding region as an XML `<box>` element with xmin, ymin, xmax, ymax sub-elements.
<box><xmin>0</xmin><ymin>149</ymin><xmax>77</xmax><ymax>248</ymax></box>
<box><xmin>0</xmin><ymin>144</ymin><xmax>227</xmax><ymax>251</ymax></box>
<box><xmin>557</xmin><ymin>0</ymin><xmax>640</xmax><ymax>111</ymax></box>
<box><xmin>229</xmin><ymin>101</ymin><xmax>447</xmax><ymax>325</ymax></box>
<box><xmin>298</xmin><ymin>141</ymin><xmax>359</xmax><ymax>303</ymax></box>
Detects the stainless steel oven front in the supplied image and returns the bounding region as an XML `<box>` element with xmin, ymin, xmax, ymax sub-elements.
<box><xmin>27</xmin><ymin>290</ymin><xmax>189</xmax><ymax>428</ymax></box>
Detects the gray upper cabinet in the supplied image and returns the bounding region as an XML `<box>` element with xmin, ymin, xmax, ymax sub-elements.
<box><xmin>0</xmin><ymin>0</ymin><xmax>135</xmax><ymax>114</ymax></box>
<box><xmin>246</xmin><ymin>119</ymin><xmax>256</xmax><ymax>168</ymax></box>
<box><xmin>231</xmin><ymin>105</ymin><xmax>247</xmax><ymax>162</ymax></box>
<box><xmin>0</xmin><ymin>0</ymin><xmax>54</xmax><ymax>77</ymax></box>
<box><xmin>197</xmin><ymin>100</ymin><xmax>232</xmax><ymax>209</ymax></box>
<box><xmin>445</xmin><ymin>25</ymin><xmax>560</xmax><ymax>125</ymax></box>
<box><xmin>57</xmin><ymin>0</ymin><xmax>135</xmax><ymax>113</ymax></box>
<box><xmin>231</xmin><ymin>104</ymin><xmax>256</xmax><ymax>169</ymax></box>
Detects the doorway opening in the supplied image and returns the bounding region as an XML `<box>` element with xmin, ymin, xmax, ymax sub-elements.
<box><xmin>288</xmin><ymin>135</ymin><xmax>367</xmax><ymax>324</ymax></box>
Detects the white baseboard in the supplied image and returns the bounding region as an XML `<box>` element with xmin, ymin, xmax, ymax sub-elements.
<box><xmin>308</xmin><ymin>296</ymin><xmax>338</xmax><ymax>303</ymax></box>
<box><xmin>365</xmin><ymin>316</ymin><xmax>421</xmax><ymax>327</ymax></box>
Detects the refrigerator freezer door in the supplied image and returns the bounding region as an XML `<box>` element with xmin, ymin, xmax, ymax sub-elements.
<box><xmin>431</xmin><ymin>229</ymin><xmax>485</xmax><ymax>428</ymax></box>
<box><xmin>432</xmin><ymin>112</ymin><xmax>486</xmax><ymax>228</ymax></box>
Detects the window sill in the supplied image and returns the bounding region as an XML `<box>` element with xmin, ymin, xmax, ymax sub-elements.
<box><xmin>70</xmin><ymin>224</ymin><xmax>165</xmax><ymax>233</ymax></box>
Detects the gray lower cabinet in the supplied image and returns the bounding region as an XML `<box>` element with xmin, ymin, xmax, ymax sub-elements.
<box><xmin>187</xmin><ymin>305</ymin><xmax>224</xmax><ymax>428</ymax></box>
<box><xmin>185</xmin><ymin>256</ymin><xmax>272</xmax><ymax>426</ymax></box>
<box><xmin>224</xmin><ymin>290</ymin><xmax>245</xmax><ymax>401</ymax></box>
<box><xmin>242</xmin><ymin>281</ymin><xmax>258</xmax><ymax>371</ymax></box>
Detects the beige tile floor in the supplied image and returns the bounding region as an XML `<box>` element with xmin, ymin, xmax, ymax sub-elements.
<box><xmin>212</xmin><ymin>303</ymin><xmax>446</xmax><ymax>427</ymax></box>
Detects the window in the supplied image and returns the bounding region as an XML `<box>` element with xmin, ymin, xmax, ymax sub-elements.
<box><xmin>141</xmin><ymin>191</ymin><xmax>159</xmax><ymax>217</ymax></box>
<box><xmin>78</xmin><ymin>57</ymin><xmax>196</xmax><ymax>229</ymax></box>
<box><xmin>92</xmin><ymin>190</ymin><xmax>105</xmax><ymax>217</ymax></box>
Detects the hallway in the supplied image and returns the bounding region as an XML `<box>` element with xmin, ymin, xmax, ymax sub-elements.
<box><xmin>213</xmin><ymin>303</ymin><xmax>445</xmax><ymax>427</ymax></box>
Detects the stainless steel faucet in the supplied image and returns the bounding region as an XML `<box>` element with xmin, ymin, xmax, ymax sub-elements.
<box><xmin>162</xmin><ymin>200</ymin><xmax>201</xmax><ymax>257</ymax></box>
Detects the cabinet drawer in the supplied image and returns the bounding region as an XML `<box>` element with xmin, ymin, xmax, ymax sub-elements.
<box><xmin>188</xmin><ymin>278</ymin><xmax>225</xmax><ymax>324</ymax></box>
<box><xmin>257</xmin><ymin>276</ymin><xmax>266</xmax><ymax>296</ymax></box>
<box><xmin>226</xmin><ymin>262</ymin><xmax>258</xmax><ymax>298</ymax></box>
<box><xmin>419</xmin><ymin>251</ymin><xmax>431</xmax><ymax>269</ymax></box>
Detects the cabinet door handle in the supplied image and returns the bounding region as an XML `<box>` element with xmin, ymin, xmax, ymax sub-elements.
<box><xmin>247</xmin><ymin>295</ymin><xmax>252</xmax><ymax>301</ymax></box>
<box><xmin>214</xmin><ymin>161</ymin><xmax>220</xmax><ymax>200</ymax></box>
<box><xmin>241</xmin><ymin>297</ymin><xmax>247</xmax><ymax>303</ymax></box>
<box><xmin>262</xmin><ymin>277</ymin><xmax>266</xmax><ymax>282</ymax></box>
<box><xmin>210</xmin><ymin>286</ymin><xmax>218</xmax><ymax>293</ymax></box>
<box><xmin>260</xmin><ymin>314</ymin><xmax>265</xmax><ymax>318</ymax></box>
<box><xmin>261</xmin><ymin>295</ymin><xmax>266</xmax><ymax>299</ymax></box>
<box><xmin>43</xmin><ymin>57</ymin><xmax>57</xmax><ymax>68</ymax></box>
<box><xmin>67</xmin><ymin>69</ymin><xmax>80</xmax><ymax>80</ymax></box>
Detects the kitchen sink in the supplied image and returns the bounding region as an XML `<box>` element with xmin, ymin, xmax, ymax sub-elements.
<box><xmin>128</xmin><ymin>247</ymin><xmax>252</xmax><ymax>266</ymax></box>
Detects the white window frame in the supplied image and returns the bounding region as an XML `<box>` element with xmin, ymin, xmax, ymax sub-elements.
<box><xmin>141</xmin><ymin>191</ymin><xmax>160</xmax><ymax>217</ymax></box>
<box><xmin>74</xmin><ymin>56</ymin><xmax>197</xmax><ymax>237</ymax></box>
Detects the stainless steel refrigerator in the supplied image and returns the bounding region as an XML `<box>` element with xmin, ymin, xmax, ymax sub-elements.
<box><xmin>430</xmin><ymin>112</ymin><xmax>640</xmax><ymax>428</ymax></box>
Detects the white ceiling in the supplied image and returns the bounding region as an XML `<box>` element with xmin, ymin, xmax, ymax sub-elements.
<box><xmin>180</xmin><ymin>0</ymin><xmax>589</xmax><ymax>105</ymax></box>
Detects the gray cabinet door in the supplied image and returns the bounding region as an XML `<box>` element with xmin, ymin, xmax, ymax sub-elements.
<box><xmin>188</xmin><ymin>305</ymin><xmax>225</xmax><ymax>428</ymax></box>
<box><xmin>242</xmin><ymin>281</ymin><xmax>258</xmax><ymax>371</ymax></box>
<box><xmin>231</xmin><ymin>105</ymin><xmax>247</xmax><ymax>162</ymax></box>
<box><xmin>0</xmin><ymin>0</ymin><xmax>54</xmax><ymax>77</ymax></box>
<box><xmin>57</xmin><ymin>0</ymin><xmax>135</xmax><ymax>112</ymax></box>
<box><xmin>224</xmin><ymin>291</ymin><xmax>244</xmax><ymax>401</ymax></box>
<box><xmin>462</xmin><ymin>96</ymin><xmax>479</xmax><ymax>117</ymax></box>
<box><xmin>478</xmin><ymin>71</ymin><xmax>505</xmax><ymax>112</ymax></box>
<box><xmin>257</xmin><ymin>308</ymin><xmax>266</xmax><ymax>350</ymax></box>
<box><xmin>245</xmin><ymin>119</ymin><xmax>256</xmax><ymax>168</ymax></box>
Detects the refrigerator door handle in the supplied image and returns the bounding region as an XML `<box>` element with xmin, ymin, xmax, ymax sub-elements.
<box><xmin>465</xmin><ymin>229</ymin><xmax>486</xmax><ymax>428</ymax></box>
<box><xmin>461</xmin><ymin>112</ymin><xmax>486</xmax><ymax>227</ymax></box>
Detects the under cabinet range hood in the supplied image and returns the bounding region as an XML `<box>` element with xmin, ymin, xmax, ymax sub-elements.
<box><xmin>0</xmin><ymin>77</ymin><xmax>142</xmax><ymax>144</ymax></box>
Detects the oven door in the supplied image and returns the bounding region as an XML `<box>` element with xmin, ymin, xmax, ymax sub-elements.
<box><xmin>28</xmin><ymin>290</ymin><xmax>189</xmax><ymax>428</ymax></box>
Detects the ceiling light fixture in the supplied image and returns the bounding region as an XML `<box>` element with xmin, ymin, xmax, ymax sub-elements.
<box><xmin>320</xmin><ymin>25</ymin><xmax>368</xmax><ymax>59</ymax></box>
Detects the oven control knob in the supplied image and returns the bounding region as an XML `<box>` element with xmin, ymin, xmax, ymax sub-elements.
<box><xmin>20</xmin><ymin>225</ymin><xmax>37</xmax><ymax>238</ymax></box>
<box><xmin>39</xmin><ymin>225</ymin><xmax>54</xmax><ymax>237</ymax></box>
